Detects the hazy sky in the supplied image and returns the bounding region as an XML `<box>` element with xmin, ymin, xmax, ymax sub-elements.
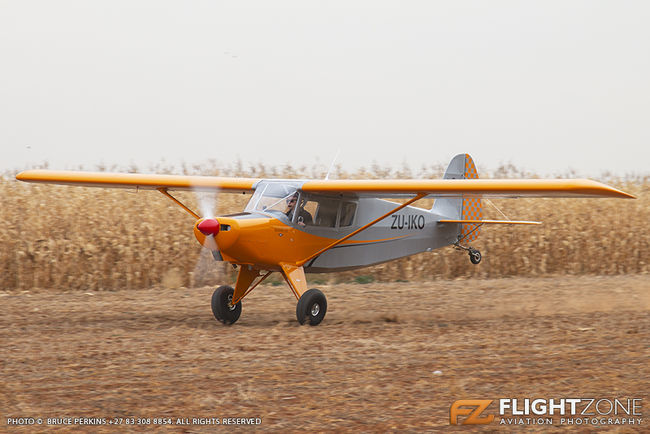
<box><xmin>1</xmin><ymin>1</ymin><xmax>649</xmax><ymax>176</ymax></box>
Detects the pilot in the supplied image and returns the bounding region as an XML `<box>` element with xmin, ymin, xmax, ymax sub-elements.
<box><xmin>285</xmin><ymin>193</ymin><xmax>313</xmax><ymax>226</ymax></box>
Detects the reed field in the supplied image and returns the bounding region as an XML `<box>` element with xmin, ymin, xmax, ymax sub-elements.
<box><xmin>1</xmin><ymin>163</ymin><xmax>648</xmax><ymax>292</ymax></box>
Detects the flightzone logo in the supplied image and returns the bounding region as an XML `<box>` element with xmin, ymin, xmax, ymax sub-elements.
<box><xmin>450</xmin><ymin>398</ymin><xmax>643</xmax><ymax>426</ymax></box>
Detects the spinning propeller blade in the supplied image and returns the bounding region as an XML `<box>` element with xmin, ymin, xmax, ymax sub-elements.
<box><xmin>190</xmin><ymin>187</ymin><xmax>223</xmax><ymax>285</ymax></box>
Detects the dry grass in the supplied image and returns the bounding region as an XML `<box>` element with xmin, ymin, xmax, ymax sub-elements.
<box><xmin>1</xmin><ymin>276</ymin><xmax>648</xmax><ymax>431</ymax></box>
<box><xmin>1</xmin><ymin>164</ymin><xmax>648</xmax><ymax>291</ymax></box>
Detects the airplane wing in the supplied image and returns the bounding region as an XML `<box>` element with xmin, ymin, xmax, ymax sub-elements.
<box><xmin>15</xmin><ymin>170</ymin><xmax>260</xmax><ymax>193</ymax></box>
<box><xmin>300</xmin><ymin>178</ymin><xmax>635</xmax><ymax>199</ymax></box>
<box><xmin>15</xmin><ymin>170</ymin><xmax>635</xmax><ymax>199</ymax></box>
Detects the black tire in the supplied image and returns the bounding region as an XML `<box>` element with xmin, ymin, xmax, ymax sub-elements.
<box><xmin>296</xmin><ymin>289</ymin><xmax>327</xmax><ymax>326</ymax></box>
<box><xmin>211</xmin><ymin>285</ymin><xmax>242</xmax><ymax>325</ymax></box>
<box><xmin>469</xmin><ymin>249</ymin><xmax>482</xmax><ymax>265</ymax></box>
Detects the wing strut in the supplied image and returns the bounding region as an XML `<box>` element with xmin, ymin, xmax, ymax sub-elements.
<box><xmin>296</xmin><ymin>193</ymin><xmax>427</xmax><ymax>267</ymax></box>
<box><xmin>157</xmin><ymin>188</ymin><xmax>200</xmax><ymax>219</ymax></box>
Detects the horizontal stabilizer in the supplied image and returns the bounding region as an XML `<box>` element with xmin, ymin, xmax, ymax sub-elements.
<box><xmin>438</xmin><ymin>219</ymin><xmax>541</xmax><ymax>225</ymax></box>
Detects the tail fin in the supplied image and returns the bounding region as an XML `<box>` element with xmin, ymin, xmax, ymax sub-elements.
<box><xmin>432</xmin><ymin>153</ymin><xmax>483</xmax><ymax>242</ymax></box>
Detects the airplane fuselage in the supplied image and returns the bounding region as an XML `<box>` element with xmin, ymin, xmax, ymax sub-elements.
<box><xmin>196</xmin><ymin>188</ymin><xmax>460</xmax><ymax>273</ymax></box>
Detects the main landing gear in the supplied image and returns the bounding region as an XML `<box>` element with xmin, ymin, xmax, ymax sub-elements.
<box><xmin>296</xmin><ymin>288</ymin><xmax>327</xmax><ymax>326</ymax></box>
<box><xmin>211</xmin><ymin>285</ymin><xmax>242</xmax><ymax>325</ymax></box>
<box><xmin>210</xmin><ymin>284</ymin><xmax>328</xmax><ymax>326</ymax></box>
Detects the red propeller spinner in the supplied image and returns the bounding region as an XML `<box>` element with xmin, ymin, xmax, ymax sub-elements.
<box><xmin>197</xmin><ymin>218</ymin><xmax>220</xmax><ymax>236</ymax></box>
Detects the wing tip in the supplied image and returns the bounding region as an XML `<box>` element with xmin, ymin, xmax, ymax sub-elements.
<box><xmin>591</xmin><ymin>181</ymin><xmax>636</xmax><ymax>199</ymax></box>
<box><xmin>616</xmin><ymin>189</ymin><xmax>637</xmax><ymax>199</ymax></box>
<box><xmin>15</xmin><ymin>170</ymin><xmax>37</xmax><ymax>182</ymax></box>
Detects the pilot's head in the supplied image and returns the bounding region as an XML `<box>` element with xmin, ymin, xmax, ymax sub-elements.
<box><xmin>286</xmin><ymin>193</ymin><xmax>298</xmax><ymax>209</ymax></box>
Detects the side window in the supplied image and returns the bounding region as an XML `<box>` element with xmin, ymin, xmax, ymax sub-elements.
<box><xmin>301</xmin><ymin>199</ymin><xmax>318</xmax><ymax>223</ymax></box>
<box><xmin>339</xmin><ymin>202</ymin><xmax>357</xmax><ymax>227</ymax></box>
<box><xmin>315</xmin><ymin>199</ymin><xmax>339</xmax><ymax>227</ymax></box>
<box><xmin>303</xmin><ymin>197</ymin><xmax>339</xmax><ymax>228</ymax></box>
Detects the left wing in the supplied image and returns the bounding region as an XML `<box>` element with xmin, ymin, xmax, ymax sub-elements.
<box><xmin>15</xmin><ymin>170</ymin><xmax>260</xmax><ymax>193</ymax></box>
<box><xmin>301</xmin><ymin>178</ymin><xmax>635</xmax><ymax>199</ymax></box>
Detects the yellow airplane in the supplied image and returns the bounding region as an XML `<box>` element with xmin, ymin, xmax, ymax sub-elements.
<box><xmin>16</xmin><ymin>154</ymin><xmax>634</xmax><ymax>326</ymax></box>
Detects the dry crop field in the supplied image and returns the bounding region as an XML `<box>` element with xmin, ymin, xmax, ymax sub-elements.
<box><xmin>1</xmin><ymin>165</ymin><xmax>648</xmax><ymax>291</ymax></box>
<box><xmin>1</xmin><ymin>165</ymin><xmax>648</xmax><ymax>431</ymax></box>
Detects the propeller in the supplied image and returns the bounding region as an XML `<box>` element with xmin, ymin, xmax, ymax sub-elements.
<box><xmin>190</xmin><ymin>187</ymin><xmax>223</xmax><ymax>287</ymax></box>
<box><xmin>195</xmin><ymin>188</ymin><xmax>218</xmax><ymax>220</ymax></box>
<box><xmin>192</xmin><ymin>187</ymin><xmax>220</xmax><ymax>245</ymax></box>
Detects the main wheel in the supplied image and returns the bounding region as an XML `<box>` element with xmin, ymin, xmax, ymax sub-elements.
<box><xmin>211</xmin><ymin>285</ymin><xmax>242</xmax><ymax>325</ymax></box>
<box><xmin>296</xmin><ymin>289</ymin><xmax>327</xmax><ymax>326</ymax></box>
<box><xmin>469</xmin><ymin>248</ymin><xmax>482</xmax><ymax>265</ymax></box>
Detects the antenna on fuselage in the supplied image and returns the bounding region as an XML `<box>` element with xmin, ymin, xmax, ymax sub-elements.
<box><xmin>324</xmin><ymin>149</ymin><xmax>341</xmax><ymax>180</ymax></box>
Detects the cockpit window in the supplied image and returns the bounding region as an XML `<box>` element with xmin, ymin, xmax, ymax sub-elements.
<box><xmin>245</xmin><ymin>183</ymin><xmax>298</xmax><ymax>220</ymax></box>
<box><xmin>245</xmin><ymin>184</ymin><xmax>357</xmax><ymax>228</ymax></box>
<box><xmin>302</xmin><ymin>197</ymin><xmax>339</xmax><ymax>227</ymax></box>
<box><xmin>339</xmin><ymin>201</ymin><xmax>357</xmax><ymax>227</ymax></box>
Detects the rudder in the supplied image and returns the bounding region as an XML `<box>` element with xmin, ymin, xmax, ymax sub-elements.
<box><xmin>432</xmin><ymin>153</ymin><xmax>483</xmax><ymax>242</ymax></box>
<box><xmin>459</xmin><ymin>154</ymin><xmax>482</xmax><ymax>242</ymax></box>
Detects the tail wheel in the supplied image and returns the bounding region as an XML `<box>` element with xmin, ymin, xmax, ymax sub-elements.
<box><xmin>469</xmin><ymin>248</ymin><xmax>482</xmax><ymax>265</ymax></box>
<box><xmin>296</xmin><ymin>288</ymin><xmax>327</xmax><ymax>326</ymax></box>
<box><xmin>211</xmin><ymin>285</ymin><xmax>242</xmax><ymax>325</ymax></box>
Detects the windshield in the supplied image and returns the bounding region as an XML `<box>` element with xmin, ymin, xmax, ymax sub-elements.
<box><xmin>245</xmin><ymin>183</ymin><xmax>299</xmax><ymax>218</ymax></box>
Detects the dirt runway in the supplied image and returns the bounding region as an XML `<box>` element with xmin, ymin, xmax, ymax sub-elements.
<box><xmin>1</xmin><ymin>275</ymin><xmax>648</xmax><ymax>431</ymax></box>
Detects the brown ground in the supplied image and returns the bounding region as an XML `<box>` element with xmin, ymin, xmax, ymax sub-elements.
<box><xmin>1</xmin><ymin>275</ymin><xmax>648</xmax><ymax>432</ymax></box>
